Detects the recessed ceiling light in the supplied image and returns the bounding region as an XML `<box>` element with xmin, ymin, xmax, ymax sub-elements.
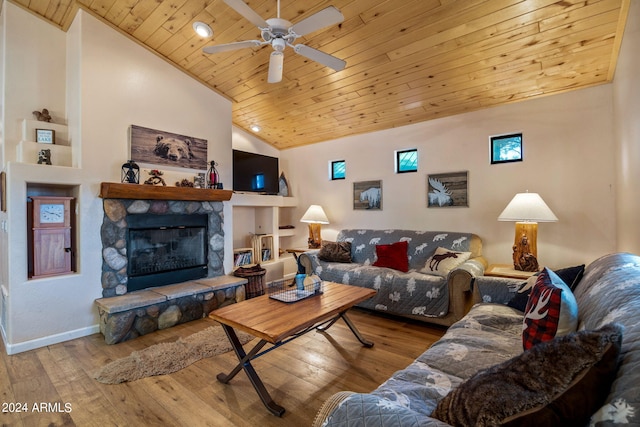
<box><xmin>250</xmin><ymin>125</ymin><xmax>261</xmax><ymax>132</ymax></box>
<box><xmin>192</xmin><ymin>22</ymin><xmax>213</xmax><ymax>38</ymax></box>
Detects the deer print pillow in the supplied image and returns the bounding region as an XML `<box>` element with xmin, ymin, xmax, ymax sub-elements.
<box><xmin>522</xmin><ymin>267</ymin><xmax>578</xmax><ymax>350</ymax></box>
<box><xmin>420</xmin><ymin>247</ymin><xmax>471</xmax><ymax>277</ymax></box>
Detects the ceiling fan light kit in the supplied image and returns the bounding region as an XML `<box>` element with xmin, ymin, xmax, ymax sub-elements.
<box><xmin>268</xmin><ymin>52</ymin><xmax>285</xmax><ymax>83</ymax></box>
<box><xmin>203</xmin><ymin>0</ymin><xmax>346</xmax><ymax>83</ymax></box>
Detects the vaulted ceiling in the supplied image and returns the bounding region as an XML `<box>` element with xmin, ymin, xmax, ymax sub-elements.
<box><xmin>13</xmin><ymin>0</ymin><xmax>630</xmax><ymax>149</ymax></box>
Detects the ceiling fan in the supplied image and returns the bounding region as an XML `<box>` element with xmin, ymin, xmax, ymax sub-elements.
<box><xmin>203</xmin><ymin>0</ymin><xmax>346</xmax><ymax>83</ymax></box>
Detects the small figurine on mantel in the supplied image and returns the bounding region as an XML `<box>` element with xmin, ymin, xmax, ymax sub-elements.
<box><xmin>144</xmin><ymin>169</ymin><xmax>166</xmax><ymax>186</ymax></box>
<box><xmin>32</xmin><ymin>108</ymin><xmax>52</xmax><ymax>122</ymax></box>
<box><xmin>175</xmin><ymin>179</ymin><xmax>194</xmax><ymax>187</ymax></box>
<box><xmin>193</xmin><ymin>173</ymin><xmax>205</xmax><ymax>188</ymax></box>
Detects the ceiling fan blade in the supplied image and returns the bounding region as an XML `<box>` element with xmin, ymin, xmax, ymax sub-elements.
<box><xmin>268</xmin><ymin>51</ymin><xmax>284</xmax><ymax>83</ymax></box>
<box><xmin>294</xmin><ymin>44</ymin><xmax>346</xmax><ymax>71</ymax></box>
<box><xmin>290</xmin><ymin>6</ymin><xmax>344</xmax><ymax>37</ymax></box>
<box><xmin>202</xmin><ymin>40</ymin><xmax>261</xmax><ymax>54</ymax></box>
<box><xmin>223</xmin><ymin>0</ymin><xmax>269</xmax><ymax>28</ymax></box>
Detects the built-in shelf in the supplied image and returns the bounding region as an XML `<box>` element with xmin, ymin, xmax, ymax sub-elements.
<box><xmin>19</xmin><ymin>119</ymin><xmax>73</xmax><ymax>167</ymax></box>
<box><xmin>99</xmin><ymin>182</ymin><xmax>233</xmax><ymax>201</ymax></box>
<box><xmin>231</xmin><ymin>192</ymin><xmax>297</xmax><ymax>207</ymax></box>
<box><xmin>278</xmin><ymin>228</ymin><xmax>296</xmax><ymax>237</ymax></box>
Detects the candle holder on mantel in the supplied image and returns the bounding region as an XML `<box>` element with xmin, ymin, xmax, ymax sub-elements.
<box><xmin>206</xmin><ymin>160</ymin><xmax>223</xmax><ymax>189</ymax></box>
<box><xmin>121</xmin><ymin>160</ymin><xmax>140</xmax><ymax>184</ymax></box>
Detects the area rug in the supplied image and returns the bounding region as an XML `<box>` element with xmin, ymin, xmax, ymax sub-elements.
<box><xmin>93</xmin><ymin>326</ymin><xmax>254</xmax><ymax>384</ymax></box>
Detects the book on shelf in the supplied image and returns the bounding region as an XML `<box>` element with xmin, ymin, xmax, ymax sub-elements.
<box><xmin>234</xmin><ymin>251</ymin><xmax>253</xmax><ymax>266</ymax></box>
<box><xmin>261</xmin><ymin>248</ymin><xmax>271</xmax><ymax>261</ymax></box>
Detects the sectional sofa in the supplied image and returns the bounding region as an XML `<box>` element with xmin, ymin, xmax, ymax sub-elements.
<box><xmin>312</xmin><ymin>252</ymin><xmax>640</xmax><ymax>426</ymax></box>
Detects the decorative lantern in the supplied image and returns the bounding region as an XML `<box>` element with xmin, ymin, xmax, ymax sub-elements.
<box><xmin>121</xmin><ymin>160</ymin><xmax>140</xmax><ymax>184</ymax></box>
<box><xmin>206</xmin><ymin>160</ymin><xmax>220</xmax><ymax>189</ymax></box>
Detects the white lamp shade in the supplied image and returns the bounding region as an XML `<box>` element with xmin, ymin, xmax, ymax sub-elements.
<box><xmin>498</xmin><ymin>192</ymin><xmax>558</xmax><ymax>222</ymax></box>
<box><xmin>300</xmin><ymin>205</ymin><xmax>329</xmax><ymax>224</ymax></box>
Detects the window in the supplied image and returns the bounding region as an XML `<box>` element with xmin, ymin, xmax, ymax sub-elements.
<box><xmin>396</xmin><ymin>149</ymin><xmax>418</xmax><ymax>173</ymax></box>
<box><xmin>491</xmin><ymin>133</ymin><xmax>523</xmax><ymax>164</ymax></box>
<box><xmin>330</xmin><ymin>160</ymin><xmax>346</xmax><ymax>180</ymax></box>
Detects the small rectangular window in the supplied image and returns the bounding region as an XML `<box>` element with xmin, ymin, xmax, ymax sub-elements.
<box><xmin>490</xmin><ymin>133</ymin><xmax>523</xmax><ymax>164</ymax></box>
<box><xmin>396</xmin><ymin>149</ymin><xmax>418</xmax><ymax>173</ymax></box>
<box><xmin>331</xmin><ymin>160</ymin><xmax>346</xmax><ymax>180</ymax></box>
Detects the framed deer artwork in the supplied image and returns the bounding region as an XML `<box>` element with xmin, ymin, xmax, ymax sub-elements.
<box><xmin>427</xmin><ymin>171</ymin><xmax>468</xmax><ymax>208</ymax></box>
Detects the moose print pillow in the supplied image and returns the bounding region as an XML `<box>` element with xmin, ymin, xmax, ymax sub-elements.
<box><xmin>421</xmin><ymin>247</ymin><xmax>471</xmax><ymax>277</ymax></box>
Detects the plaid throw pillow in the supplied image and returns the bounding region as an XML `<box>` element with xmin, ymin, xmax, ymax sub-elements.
<box><xmin>522</xmin><ymin>268</ymin><xmax>578</xmax><ymax>350</ymax></box>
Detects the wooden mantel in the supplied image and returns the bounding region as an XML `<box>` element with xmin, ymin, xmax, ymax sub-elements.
<box><xmin>99</xmin><ymin>182</ymin><xmax>233</xmax><ymax>202</ymax></box>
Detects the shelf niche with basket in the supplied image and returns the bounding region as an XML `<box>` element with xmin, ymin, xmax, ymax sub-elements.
<box><xmin>231</xmin><ymin>194</ymin><xmax>298</xmax><ymax>281</ymax></box>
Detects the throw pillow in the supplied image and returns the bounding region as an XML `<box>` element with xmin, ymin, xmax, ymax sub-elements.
<box><xmin>522</xmin><ymin>268</ymin><xmax>578</xmax><ymax>350</ymax></box>
<box><xmin>431</xmin><ymin>323</ymin><xmax>623</xmax><ymax>427</ymax></box>
<box><xmin>555</xmin><ymin>264</ymin><xmax>585</xmax><ymax>291</ymax></box>
<box><xmin>507</xmin><ymin>275</ymin><xmax>538</xmax><ymax>312</ymax></box>
<box><xmin>318</xmin><ymin>241</ymin><xmax>352</xmax><ymax>263</ymax></box>
<box><xmin>507</xmin><ymin>265</ymin><xmax>585</xmax><ymax>312</ymax></box>
<box><xmin>421</xmin><ymin>247</ymin><xmax>471</xmax><ymax>276</ymax></box>
<box><xmin>372</xmin><ymin>241</ymin><xmax>409</xmax><ymax>272</ymax></box>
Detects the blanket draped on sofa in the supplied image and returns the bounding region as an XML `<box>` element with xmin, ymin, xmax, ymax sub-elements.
<box><xmin>303</xmin><ymin>229</ymin><xmax>478</xmax><ymax>319</ymax></box>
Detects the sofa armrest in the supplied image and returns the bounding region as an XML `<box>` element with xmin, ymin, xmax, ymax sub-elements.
<box><xmin>312</xmin><ymin>391</ymin><xmax>355</xmax><ymax>427</ymax></box>
<box><xmin>446</xmin><ymin>257</ymin><xmax>487</xmax><ymax>322</ymax></box>
<box><xmin>298</xmin><ymin>250</ymin><xmax>320</xmax><ymax>275</ymax></box>
<box><xmin>472</xmin><ymin>275</ymin><xmax>523</xmax><ymax>305</ymax></box>
<box><xmin>450</xmin><ymin>256</ymin><xmax>487</xmax><ymax>279</ymax></box>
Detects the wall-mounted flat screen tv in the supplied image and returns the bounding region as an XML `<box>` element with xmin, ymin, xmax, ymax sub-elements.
<box><xmin>232</xmin><ymin>149</ymin><xmax>280</xmax><ymax>195</ymax></box>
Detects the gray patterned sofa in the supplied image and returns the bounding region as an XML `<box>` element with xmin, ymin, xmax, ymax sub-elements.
<box><xmin>299</xmin><ymin>229</ymin><xmax>486</xmax><ymax>327</ymax></box>
<box><xmin>313</xmin><ymin>252</ymin><xmax>640</xmax><ymax>427</ymax></box>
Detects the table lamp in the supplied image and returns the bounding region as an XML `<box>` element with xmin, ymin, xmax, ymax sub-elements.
<box><xmin>300</xmin><ymin>205</ymin><xmax>329</xmax><ymax>249</ymax></box>
<box><xmin>498</xmin><ymin>192</ymin><xmax>558</xmax><ymax>272</ymax></box>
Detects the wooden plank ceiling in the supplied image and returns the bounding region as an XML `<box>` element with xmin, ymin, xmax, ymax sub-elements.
<box><xmin>13</xmin><ymin>0</ymin><xmax>630</xmax><ymax>149</ymax></box>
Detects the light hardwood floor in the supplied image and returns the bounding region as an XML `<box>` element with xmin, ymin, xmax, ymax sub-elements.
<box><xmin>1</xmin><ymin>308</ymin><xmax>445</xmax><ymax>426</ymax></box>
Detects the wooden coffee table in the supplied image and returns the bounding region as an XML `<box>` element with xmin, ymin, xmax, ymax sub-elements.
<box><xmin>209</xmin><ymin>281</ymin><xmax>376</xmax><ymax>416</ymax></box>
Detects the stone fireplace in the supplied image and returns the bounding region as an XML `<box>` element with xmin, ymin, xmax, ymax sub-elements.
<box><xmin>95</xmin><ymin>183</ymin><xmax>247</xmax><ymax>344</ymax></box>
<box><xmin>100</xmin><ymin>198</ymin><xmax>224</xmax><ymax>297</ymax></box>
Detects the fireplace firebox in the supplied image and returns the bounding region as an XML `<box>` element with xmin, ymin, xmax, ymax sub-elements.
<box><xmin>126</xmin><ymin>213</ymin><xmax>208</xmax><ymax>292</ymax></box>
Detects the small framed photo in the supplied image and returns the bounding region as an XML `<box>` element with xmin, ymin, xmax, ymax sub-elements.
<box><xmin>36</xmin><ymin>129</ymin><xmax>55</xmax><ymax>144</ymax></box>
<box><xmin>490</xmin><ymin>133</ymin><xmax>522</xmax><ymax>164</ymax></box>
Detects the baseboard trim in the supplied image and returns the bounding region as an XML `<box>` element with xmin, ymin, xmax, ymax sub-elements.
<box><xmin>3</xmin><ymin>324</ymin><xmax>100</xmax><ymax>355</ymax></box>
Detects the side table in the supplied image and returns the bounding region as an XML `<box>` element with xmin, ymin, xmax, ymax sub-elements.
<box><xmin>484</xmin><ymin>264</ymin><xmax>539</xmax><ymax>280</ymax></box>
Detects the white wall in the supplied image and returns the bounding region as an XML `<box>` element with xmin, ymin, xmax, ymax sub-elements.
<box><xmin>282</xmin><ymin>84</ymin><xmax>618</xmax><ymax>269</ymax></box>
<box><xmin>1</xmin><ymin>4</ymin><xmax>233</xmax><ymax>353</ymax></box>
<box><xmin>613</xmin><ymin>0</ymin><xmax>640</xmax><ymax>255</ymax></box>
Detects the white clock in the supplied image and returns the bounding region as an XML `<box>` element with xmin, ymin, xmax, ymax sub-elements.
<box><xmin>40</xmin><ymin>203</ymin><xmax>65</xmax><ymax>223</ymax></box>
